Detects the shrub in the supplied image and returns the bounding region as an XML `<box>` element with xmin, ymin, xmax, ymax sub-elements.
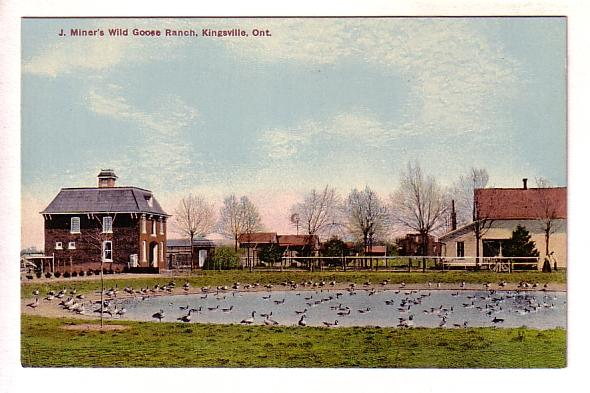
<box><xmin>87</xmin><ymin>269</ymin><xmax>93</xmax><ymax>276</ymax></box>
<box><xmin>26</xmin><ymin>275</ymin><xmax>34</xmax><ymax>280</ymax></box>
<box><xmin>79</xmin><ymin>270</ymin><xmax>85</xmax><ymax>277</ymax></box>
<box><xmin>94</xmin><ymin>269</ymin><xmax>101</xmax><ymax>275</ymax></box>
<box><xmin>35</xmin><ymin>272</ymin><xmax>42</xmax><ymax>279</ymax></box>
<box><xmin>54</xmin><ymin>271</ymin><xmax>61</xmax><ymax>278</ymax></box>
<box><xmin>204</xmin><ymin>246</ymin><xmax>240</xmax><ymax>270</ymax></box>
<box><xmin>45</xmin><ymin>272</ymin><xmax>52</xmax><ymax>279</ymax></box>
<box><xmin>63</xmin><ymin>271</ymin><xmax>70</xmax><ymax>278</ymax></box>
<box><xmin>71</xmin><ymin>271</ymin><xmax>78</xmax><ymax>277</ymax></box>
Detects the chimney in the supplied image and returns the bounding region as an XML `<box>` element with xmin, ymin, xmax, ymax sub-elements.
<box><xmin>451</xmin><ymin>200</ymin><xmax>457</xmax><ymax>231</ymax></box>
<box><xmin>97</xmin><ymin>169</ymin><xmax>118</xmax><ymax>188</ymax></box>
<box><xmin>522</xmin><ymin>178</ymin><xmax>528</xmax><ymax>190</ymax></box>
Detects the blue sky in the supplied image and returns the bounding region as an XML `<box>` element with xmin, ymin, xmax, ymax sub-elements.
<box><xmin>21</xmin><ymin>17</ymin><xmax>566</xmax><ymax>247</ymax></box>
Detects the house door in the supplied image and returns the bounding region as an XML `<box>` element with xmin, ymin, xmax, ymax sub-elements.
<box><xmin>198</xmin><ymin>249</ymin><xmax>207</xmax><ymax>268</ymax></box>
<box><xmin>149</xmin><ymin>242</ymin><xmax>158</xmax><ymax>267</ymax></box>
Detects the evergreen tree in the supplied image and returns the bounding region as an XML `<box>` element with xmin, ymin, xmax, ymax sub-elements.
<box><xmin>258</xmin><ymin>243</ymin><xmax>286</xmax><ymax>264</ymax></box>
<box><xmin>503</xmin><ymin>225</ymin><xmax>539</xmax><ymax>258</ymax></box>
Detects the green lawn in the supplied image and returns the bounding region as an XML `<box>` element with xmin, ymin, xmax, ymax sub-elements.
<box><xmin>21</xmin><ymin>315</ymin><xmax>566</xmax><ymax>368</ymax></box>
<box><xmin>21</xmin><ymin>270</ymin><xmax>566</xmax><ymax>297</ymax></box>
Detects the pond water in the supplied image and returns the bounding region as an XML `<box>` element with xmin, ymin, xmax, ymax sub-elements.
<box><xmin>112</xmin><ymin>289</ymin><xmax>566</xmax><ymax>329</ymax></box>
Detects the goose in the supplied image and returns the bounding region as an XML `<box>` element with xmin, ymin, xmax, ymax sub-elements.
<box><xmin>295</xmin><ymin>308</ymin><xmax>307</xmax><ymax>315</ymax></box>
<box><xmin>222</xmin><ymin>305</ymin><xmax>234</xmax><ymax>313</ymax></box>
<box><xmin>190</xmin><ymin>306</ymin><xmax>202</xmax><ymax>314</ymax></box>
<box><xmin>397</xmin><ymin>315</ymin><xmax>414</xmax><ymax>328</ymax></box>
<box><xmin>264</xmin><ymin>316</ymin><xmax>279</xmax><ymax>326</ymax></box>
<box><xmin>438</xmin><ymin>317</ymin><xmax>447</xmax><ymax>328</ymax></box>
<box><xmin>259</xmin><ymin>311</ymin><xmax>272</xmax><ymax>319</ymax></box>
<box><xmin>273</xmin><ymin>298</ymin><xmax>285</xmax><ymax>305</ymax></box>
<box><xmin>358</xmin><ymin>307</ymin><xmax>371</xmax><ymax>314</ymax></box>
<box><xmin>26</xmin><ymin>298</ymin><xmax>39</xmax><ymax>309</ymax></box>
<box><xmin>183</xmin><ymin>282</ymin><xmax>190</xmax><ymax>291</ymax></box>
<box><xmin>152</xmin><ymin>309</ymin><xmax>165</xmax><ymax>322</ymax></box>
<box><xmin>207</xmin><ymin>305</ymin><xmax>220</xmax><ymax>311</ymax></box>
<box><xmin>177</xmin><ymin>309</ymin><xmax>193</xmax><ymax>323</ymax></box>
<box><xmin>179</xmin><ymin>304</ymin><xmax>190</xmax><ymax>311</ymax></box>
<box><xmin>262</xmin><ymin>294</ymin><xmax>272</xmax><ymax>300</ymax></box>
<box><xmin>453</xmin><ymin>321</ymin><xmax>468</xmax><ymax>328</ymax></box>
<box><xmin>116</xmin><ymin>307</ymin><xmax>127</xmax><ymax>317</ymax></box>
<box><xmin>322</xmin><ymin>320</ymin><xmax>338</xmax><ymax>327</ymax></box>
<box><xmin>298</xmin><ymin>314</ymin><xmax>307</xmax><ymax>327</ymax></box>
<box><xmin>76</xmin><ymin>294</ymin><xmax>85</xmax><ymax>300</ymax></box>
<box><xmin>240</xmin><ymin>311</ymin><xmax>256</xmax><ymax>325</ymax></box>
<box><xmin>337</xmin><ymin>308</ymin><xmax>351</xmax><ymax>316</ymax></box>
<box><xmin>491</xmin><ymin>317</ymin><xmax>504</xmax><ymax>324</ymax></box>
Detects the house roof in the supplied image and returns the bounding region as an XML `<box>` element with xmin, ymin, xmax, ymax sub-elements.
<box><xmin>365</xmin><ymin>245</ymin><xmax>386</xmax><ymax>255</ymax></box>
<box><xmin>238</xmin><ymin>232</ymin><xmax>278</xmax><ymax>245</ymax></box>
<box><xmin>41</xmin><ymin>187</ymin><xmax>168</xmax><ymax>216</ymax></box>
<box><xmin>167</xmin><ymin>237</ymin><xmax>215</xmax><ymax>248</ymax></box>
<box><xmin>277</xmin><ymin>234</ymin><xmax>319</xmax><ymax>247</ymax></box>
<box><xmin>475</xmin><ymin>187</ymin><xmax>566</xmax><ymax>220</ymax></box>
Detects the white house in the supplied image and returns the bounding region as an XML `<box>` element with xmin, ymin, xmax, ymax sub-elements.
<box><xmin>439</xmin><ymin>180</ymin><xmax>566</xmax><ymax>269</ymax></box>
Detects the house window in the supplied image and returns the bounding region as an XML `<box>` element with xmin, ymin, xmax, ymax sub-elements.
<box><xmin>68</xmin><ymin>241</ymin><xmax>76</xmax><ymax>250</ymax></box>
<box><xmin>103</xmin><ymin>216</ymin><xmax>113</xmax><ymax>233</ymax></box>
<box><xmin>159</xmin><ymin>241</ymin><xmax>164</xmax><ymax>262</ymax></box>
<box><xmin>159</xmin><ymin>219</ymin><xmax>165</xmax><ymax>235</ymax></box>
<box><xmin>152</xmin><ymin>220</ymin><xmax>157</xmax><ymax>236</ymax></box>
<box><xmin>142</xmin><ymin>240</ymin><xmax>147</xmax><ymax>262</ymax></box>
<box><xmin>456</xmin><ymin>241</ymin><xmax>465</xmax><ymax>258</ymax></box>
<box><xmin>70</xmin><ymin>217</ymin><xmax>80</xmax><ymax>233</ymax></box>
<box><xmin>103</xmin><ymin>241</ymin><xmax>113</xmax><ymax>262</ymax></box>
<box><xmin>141</xmin><ymin>215</ymin><xmax>146</xmax><ymax>234</ymax></box>
<box><xmin>55</xmin><ymin>242</ymin><xmax>63</xmax><ymax>250</ymax></box>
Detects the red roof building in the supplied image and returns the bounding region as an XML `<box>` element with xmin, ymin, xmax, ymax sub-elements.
<box><xmin>476</xmin><ymin>187</ymin><xmax>566</xmax><ymax>220</ymax></box>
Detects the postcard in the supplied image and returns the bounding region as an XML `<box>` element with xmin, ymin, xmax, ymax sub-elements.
<box><xmin>18</xmin><ymin>15</ymin><xmax>567</xmax><ymax>378</ymax></box>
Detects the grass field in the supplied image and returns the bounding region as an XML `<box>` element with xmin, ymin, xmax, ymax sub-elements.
<box><xmin>20</xmin><ymin>270</ymin><xmax>566</xmax><ymax>297</ymax></box>
<box><xmin>21</xmin><ymin>315</ymin><xmax>566</xmax><ymax>368</ymax></box>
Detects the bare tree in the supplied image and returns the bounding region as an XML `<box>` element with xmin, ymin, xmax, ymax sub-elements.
<box><xmin>534</xmin><ymin>178</ymin><xmax>563</xmax><ymax>258</ymax></box>
<box><xmin>290</xmin><ymin>185</ymin><xmax>341</xmax><ymax>238</ymax></box>
<box><xmin>453</xmin><ymin>167</ymin><xmax>489</xmax><ymax>226</ymax></box>
<box><xmin>174</xmin><ymin>195</ymin><xmax>216</xmax><ymax>270</ymax></box>
<box><xmin>79</xmin><ymin>214</ymin><xmax>118</xmax><ymax>328</ymax></box>
<box><xmin>391</xmin><ymin>161</ymin><xmax>448</xmax><ymax>271</ymax></box>
<box><xmin>218</xmin><ymin>194</ymin><xmax>262</xmax><ymax>251</ymax></box>
<box><xmin>454</xmin><ymin>168</ymin><xmax>493</xmax><ymax>267</ymax></box>
<box><xmin>345</xmin><ymin>186</ymin><xmax>388</xmax><ymax>268</ymax></box>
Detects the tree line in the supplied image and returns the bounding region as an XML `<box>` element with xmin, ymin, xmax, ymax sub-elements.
<box><xmin>174</xmin><ymin>160</ymin><xmax>561</xmax><ymax>269</ymax></box>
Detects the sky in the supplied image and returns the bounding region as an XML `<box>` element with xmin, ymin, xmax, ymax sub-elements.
<box><xmin>21</xmin><ymin>17</ymin><xmax>567</xmax><ymax>248</ymax></box>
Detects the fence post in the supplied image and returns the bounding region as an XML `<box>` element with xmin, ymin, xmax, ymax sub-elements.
<box><xmin>408</xmin><ymin>258</ymin><xmax>411</xmax><ymax>272</ymax></box>
<box><xmin>509</xmin><ymin>259</ymin><xmax>512</xmax><ymax>273</ymax></box>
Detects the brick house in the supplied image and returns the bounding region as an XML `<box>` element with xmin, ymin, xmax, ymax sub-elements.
<box><xmin>439</xmin><ymin>180</ymin><xmax>567</xmax><ymax>269</ymax></box>
<box><xmin>41</xmin><ymin>170</ymin><xmax>169</xmax><ymax>273</ymax></box>
<box><xmin>395</xmin><ymin>233</ymin><xmax>442</xmax><ymax>256</ymax></box>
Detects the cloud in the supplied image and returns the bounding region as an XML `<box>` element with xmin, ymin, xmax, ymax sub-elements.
<box><xmin>84</xmin><ymin>85</ymin><xmax>200</xmax><ymax>190</ymax></box>
<box><xmin>234</xmin><ymin>19</ymin><xmax>520</xmax><ymax>146</ymax></box>
<box><xmin>260</xmin><ymin>111</ymin><xmax>398</xmax><ymax>159</ymax></box>
<box><xmin>22</xmin><ymin>20</ymin><xmax>186</xmax><ymax>77</ymax></box>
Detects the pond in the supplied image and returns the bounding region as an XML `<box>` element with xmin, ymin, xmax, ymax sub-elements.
<box><xmin>112</xmin><ymin>289</ymin><xmax>566</xmax><ymax>329</ymax></box>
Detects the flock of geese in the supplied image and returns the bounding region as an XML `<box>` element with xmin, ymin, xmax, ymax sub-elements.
<box><xmin>25</xmin><ymin>279</ymin><xmax>563</xmax><ymax>328</ymax></box>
